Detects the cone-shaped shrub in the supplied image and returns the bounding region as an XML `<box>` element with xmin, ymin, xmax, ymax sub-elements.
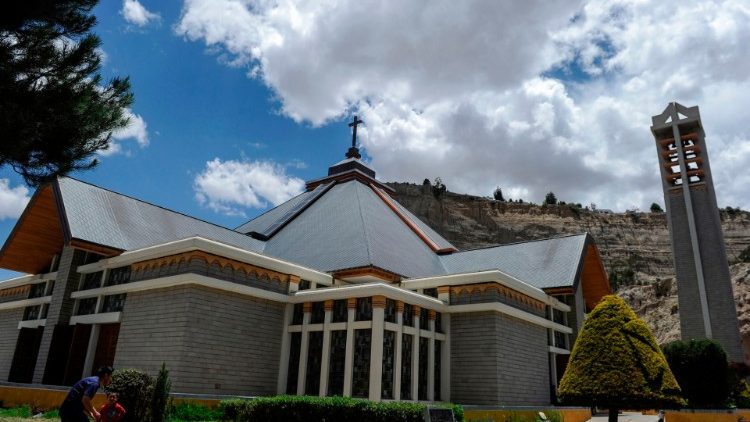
<box><xmin>558</xmin><ymin>295</ymin><xmax>684</xmax><ymax>412</ymax></box>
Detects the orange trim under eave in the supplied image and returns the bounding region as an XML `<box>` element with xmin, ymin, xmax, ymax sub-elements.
<box><xmin>368</xmin><ymin>183</ymin><xmax>457</xmax><ymax>254</ymax></box>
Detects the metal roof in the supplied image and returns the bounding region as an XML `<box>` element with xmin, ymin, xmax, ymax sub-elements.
<box><xmin>57</xmin><ymin>177</ymin><xmax>266</xmax><ymax>253</ymax></box>
<box><xmin>438</xmin><ymin>234</ymin><xmax>589</xmax><ymax>289</ymax></box>
<box><xmin>260</xmin><ymin>181</ymin><xmax>447</xmax><ymax>277</ymax></box>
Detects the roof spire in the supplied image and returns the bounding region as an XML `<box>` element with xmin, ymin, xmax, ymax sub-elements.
<box><xmin>346</xmin><ymin>115</ymin><xmax>364</xmax><ymax>159</ymax></box>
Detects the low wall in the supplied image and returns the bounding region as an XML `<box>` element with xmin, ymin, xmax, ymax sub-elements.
<box><xmin>463</xmin><ymin>407</ymin><xmax>591</xmax><ymax>422</ymax></box>
<box><xmin>666</xmin><ymin>409</ymin><xmax>750</xmax><ymax>422</ymax></box>
<box><xmin>0</xmin><ymin>384</ymin><xmax>106</xmax><ymax>411</ymax></box>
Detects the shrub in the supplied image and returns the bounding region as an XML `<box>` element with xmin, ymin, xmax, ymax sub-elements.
<box><xmin>739</xmin><ymin>245</ymin><xmax>750</xmax><ymax>263</ymax></box>
<box><xmin>558</xmin><ymin>295</ymin><xmax>683</xmax><ymax>422</ymax></box>
<box><xmin>110</xmin><ymin>368</ymin><xmax>155</xmax><ymax>422</ymax></box>
<box><xmin>220</xmin><ymin>396</ymin><xmax>461</xmax><ymax>422</ymax></box>
<box><xmin>169</xmin><ymin>402</ymin><xmax>222</xmax><ymax>421</ymax></box>
<box><xmin>432</xmin><ymin>177</ymin><xmax>447</xmax><ymax>198</ymax></box>
<box><xmin>662</xmin><ymin>339</ymin><xmax>731</xmax><ymax>408</ymax></box>
<box><xmin>650</xmin><ymin>203</ymin><xmax>664</xmax><ymax>213</ymax></box>
<box><xmin>151</xmin><ymin>363</ymin><xmax>172</xmax><ymax>422</ymax></box>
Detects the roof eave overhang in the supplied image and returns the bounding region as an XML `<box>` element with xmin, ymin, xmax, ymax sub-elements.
<box><xmin>76</xmin><ymin>236</ymin><xmax>333</xmax><ymax>285</ymax></box>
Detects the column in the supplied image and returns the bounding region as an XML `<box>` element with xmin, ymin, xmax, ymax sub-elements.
<box><xmin>437</xmin><ymin>286</ymin><xmax>450</xmax><ymax>304</ymax></box>
<box><xmin>343</xmin><ymin>298</ymin><xmax>356</xmax><ymax>397</ymax></box>
<box><xmin>394</xmin><ymin>301</ymin><xmax>404</xmax><ymax>400</ymax></box>
<box><xmin>296</xmin><ymin>302</ymin><xmax>311</xmax><ymax>395</ymax></box>
<box><xmin>411</xmin><ymin>306</ymin><xmax>420</xmax><ymax>401</ymax></box>
<box><xmin>33</xmin><ymin>247</ymin><xmax>86</xmax><ymax>383</ymax></box>
<box><xmin>427</xmin><ymin>310</ymin><xmax>436</xmax><ymax>402</ymax></box>
<box><xmin>276</xmin><ymin>304</ymin><xmax>294</xmax><ymax>393</ymax></box>
<box><xmin>369</xmin><ymin>296</ymin><xmax>385</xmax><ymax>401</ymax></box>
<box><xmin>319</xmin><ymin>300</ymin><xmax>333</xmax><ymax>396</ymax></box>
<box><xmin>441</xmin><ymin>313</ymin><xmax>451</xmax><ymax>402</ymax></box>
<box><xmin>81</xmin><ymin>324</ymin><xmax>100</xmax><ymax>378</ymax></box>
<box><xmin>288</xmin><ymin>275</ymin><xmax>300</xmax><ymax>293</ymax></box>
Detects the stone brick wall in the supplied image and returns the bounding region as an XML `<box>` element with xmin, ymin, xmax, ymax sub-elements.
<box><xmin>115</xmin><ymin>284</ymin><xmax>285</xmax><ymax>395</ymax></box>
<box><xmin>451</xmin><ymin>311</ymin><xmax>550</xmax><ymax>406</ymax></box>
<box><xmin>0</xmin><ymin>308</ymin><xmax>23</xmax><ymax>380</ymax></box>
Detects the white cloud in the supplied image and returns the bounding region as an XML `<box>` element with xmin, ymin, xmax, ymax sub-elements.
<box><xmin>0</xmin><ymin>179</ymin><xmax>30</xmax><ymax>220</ymax></box>
<box><xmin>194</xmin><ymin>158</ymin><xmax>305</xmax><ymax>216</ymax></box>
<box><xmin>176</xmin><ymin>0</ymin><xmax>750</xmax><ymax>210</ymax></box>
<box><xmin>102</xmin><ymin>110</ymin><xmax>150</xmax><ymax>157</ymax></box>
<box><xmin>121</xmin><ymin>0</ymin><xmax>160</xmax><ymax>27</ymax></box>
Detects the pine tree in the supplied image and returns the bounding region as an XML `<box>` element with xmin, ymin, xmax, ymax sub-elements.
<box><xmin>150</xmin><ymin>363</ymin><xmax>171</xmax><ymax>422</ymax></box>
<box><xmin>558</xmin><ymin>295</ymin><xmax>684</xmax><ymax>422</ymax></box>
<box><xmin>493</xmin><ymin>187</ymin><xmax>504</xmax><ymax>201</ymax></box>
<box><xmin>544</xmin><ymin>191</ymin><xmax>557</xmax><ymax>205</ymax></box>
<box><xmin>0</xmin><ymin>0</ymin><xmax>134</xmax><ymax>186</ymax></box>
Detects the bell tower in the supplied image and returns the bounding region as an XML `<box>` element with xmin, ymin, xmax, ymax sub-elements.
<box><xmin>651</xmin><ymin>102</ymin><xmax>743</xmax><ymax>362</ymax></box>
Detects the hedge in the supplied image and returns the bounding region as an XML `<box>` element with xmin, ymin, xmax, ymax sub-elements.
<box><xmin>220</xmin><ymin>396</ymin><xmax>463</xmax><ymax>422</ymax></box>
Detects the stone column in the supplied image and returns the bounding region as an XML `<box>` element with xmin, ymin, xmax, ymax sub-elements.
<box><xmin>369</xmin><ymin>296</ymin><xmax>385</xmax><ymax>401</ymax></box>
<box><xmin>427</xmin><ymin>310</ymin><xmax>436</xmax><ymax>402</ymax></box>
<box><xmin>33</xmin><ymin>246</ymin><xmax>87</xmax><ymax>383</ymax></box>
<box><xmin>319</xmin><ymin>300</ymin><xmax>333</xmax><ymax>396</ymax></box>
<box><xmin>441</xmin><ymin>313</ymin><xmax>451</xmax><ymax>402</ymax></box>
<box><xmin>411</xmin><ymin>306</ymin><xmax>420</xmax><ymax>402</ymax></box>
<box><xmin>394</xmin><ymin>301</ymin><xmax>404</xmax><ymax>401</ymax></box>
<box><xmin>296</xmin><ymin>302</ymin><xmax>311</xmax><ymax>395</ymax></box>
<box><xmin>276</xmin><ymin>304</ymin><xmax>294</xmax><ymax>393</ymax></box>
<box><xmin>343</xmin><ymin>298</ymin><xmax>356</xmax><ymax>397</ymax></box>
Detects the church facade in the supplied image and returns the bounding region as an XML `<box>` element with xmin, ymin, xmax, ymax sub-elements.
<box><xmin>0</xmin><ymin>141</ymin><xmax>610</xmax><ymax>405</ymax></box>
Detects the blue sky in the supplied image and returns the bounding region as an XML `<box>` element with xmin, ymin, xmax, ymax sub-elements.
<box><xmin>2</xmin><ymin>0</ymin><xmax>750</xmax><ymax>280</ymax></box>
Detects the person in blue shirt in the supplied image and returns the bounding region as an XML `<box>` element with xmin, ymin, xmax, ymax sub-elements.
<box><xmin>59</xmin><ymin>366</ymin><xmax>113</xmax><ymax>422</ymax></box>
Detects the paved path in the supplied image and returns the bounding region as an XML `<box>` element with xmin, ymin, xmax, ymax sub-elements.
<box><xmin>587</xmin><ymin>412</ymin><xmax>659</xmax><ymax>422</ymax></box>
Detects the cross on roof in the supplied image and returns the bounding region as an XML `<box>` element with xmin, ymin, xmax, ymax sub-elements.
<box><xmin>345</xmin><ymin>115</ymin><xmax>364</xmax><ymax>159</ymax></box>
<box><xmin>348</xmin><ymin>115</ymin><xmax>364</xmax><ymax>148</ymax></box>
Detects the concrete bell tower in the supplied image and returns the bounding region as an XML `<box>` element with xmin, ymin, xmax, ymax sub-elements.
<box><xmin>651</xmin><ymin>102</ymin><xmax>744</xmax><ymax>362</ymax></box>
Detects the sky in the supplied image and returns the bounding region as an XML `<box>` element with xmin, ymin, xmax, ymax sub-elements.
<box><xmin>2</xmin><ymin>0</ymin><xmax>750</xmax><ymax>279</ymax></box>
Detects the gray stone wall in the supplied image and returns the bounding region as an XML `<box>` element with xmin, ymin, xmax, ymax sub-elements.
<box><xmin>0</xmin><ymin>308</ymin><xmax>23</xmax><ymax>380</ymax></box>
<box><xmin>451</xmin><ymin>311</ymin><xmax>550</xmax><ymax>406</ymax></box>
<box><xmin>115</xmin><ymin>284</ymin><xmax>285</xmax><ymax>395</ymax></box>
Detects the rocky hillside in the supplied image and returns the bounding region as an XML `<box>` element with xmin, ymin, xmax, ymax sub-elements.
<box><xmin>388</xmin><ymin>181</ymin><xmax>750</xmax><ymax>345</ymax></box>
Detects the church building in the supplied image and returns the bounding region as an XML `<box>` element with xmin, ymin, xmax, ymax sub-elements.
<box><xmin>0</xmin><ymin>121</ymin><xmax>610</xmax><ymax>405</ymax></box>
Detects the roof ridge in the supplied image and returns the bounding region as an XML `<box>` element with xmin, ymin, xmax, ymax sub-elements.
<box><xmin>58</xmin><ymin>176</ymin><xmax>252</xmax><ymax>239</ymax></box>
<box><xmin>449</xmin><ymin>232</ymin><xmax>589</xmax><ymax>253</ymax></box>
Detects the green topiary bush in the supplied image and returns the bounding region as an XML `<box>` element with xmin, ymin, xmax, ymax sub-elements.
<box><xmin>110</xmin><ymin>368</ymin><xmax>154</xmax><ymax>422</ymax></box>
<box><xmin>558</xmin><ymin>295</ymin><xmax>684</xmax><ymax>422</ymax></box>
<box><xmin>662</xmin><ymin>339</ymin><xmax>731</xmax><ymax>408</ymax></box>
<box><xmin>220</xmin><ymin>396</ymin><xmax>462</xmax><ymax>422</ymax></box>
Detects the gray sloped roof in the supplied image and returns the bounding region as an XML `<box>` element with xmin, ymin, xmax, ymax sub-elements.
<box><xmin>439</xmin><ymin>234</ymin><xmax>589</xmax><ymax>289</ymax></box>
<box><xmin>57</xmin><ymin>177</ymin><xmax>266</xmax><ymax>253</ymax></box>
<box><xmin>260</xmin><ymin>181</ymin><xmax>446</xmax><ymax>277</ymax></box>
<box><xmin>234</xmin><ymin>183</ymin><xmax>328</xmax><ymax>235</ymax></box>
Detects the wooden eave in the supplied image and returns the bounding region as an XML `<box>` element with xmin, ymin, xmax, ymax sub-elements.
<box><xmin>579</xmin><ymin>241</ymin><xmax>611</xmax><ymax>311</ymax></box>
<box><xmin>0</xmin><ymin>183</ymin><xmax>66</xmax><ymax>274</ymax></box>
<box><xmin>333</xmin><ymin>266</ymin><xmax>403</xmax><ymax>283</ymax></box>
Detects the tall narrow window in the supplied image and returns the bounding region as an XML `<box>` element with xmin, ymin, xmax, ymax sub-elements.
<box><xmin>401</xmin><ymin>333</ymin><xmax>413</xmax><ymax>400</ymax></box>
<box><xmin>356</xmin><ymin>298</ymin><xmax>372</xmax><ymax>321</ymax></box>
<box><xmin>305</xmin><ymin>332</ymin><xmax>324</xmax><ymax>395</ymax></box>
<box><xmin>381</xmin><ymin>330</ymin><xmax>396</xmax><ymax>399</ymax></box>
<box><xmin>434</xmin><ymin>340</ymin><xmax>442</xmax><ymax>401</ymax></box>
<box><xmin>418</xmin><ymin>337</ymin><xmax>428</xmax><ymax>400</ymax></box>
<box><xmin>332</xmin><ymin>299</ymin><xmax>348</xmax><ymax>323</ymax></box>
<box><xmin>327</xmin><ymin>330</ymin><xmax>347</xmax><ymax>396</ymax></box>
<box><xmin>286</xmin><ymin>333</ymin><xmax>302</xmax><ymax>394</ymax></box>
<box><xmin>352</xmin><ymin>329</ymin><xmax>371</xmax><ymax>398</ymax></box>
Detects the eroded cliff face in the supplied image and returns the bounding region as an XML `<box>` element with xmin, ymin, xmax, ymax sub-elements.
<box><xmin>388</xmin><ymin>182</ymin><xmax>750</xmax><ymax>346</ymax></box>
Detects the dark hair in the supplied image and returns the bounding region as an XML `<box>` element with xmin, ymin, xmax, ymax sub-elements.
<box><xmin>97</xmin><ymin>366</ymin><xmax>114</xmax><ymax>377</ymax></box>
